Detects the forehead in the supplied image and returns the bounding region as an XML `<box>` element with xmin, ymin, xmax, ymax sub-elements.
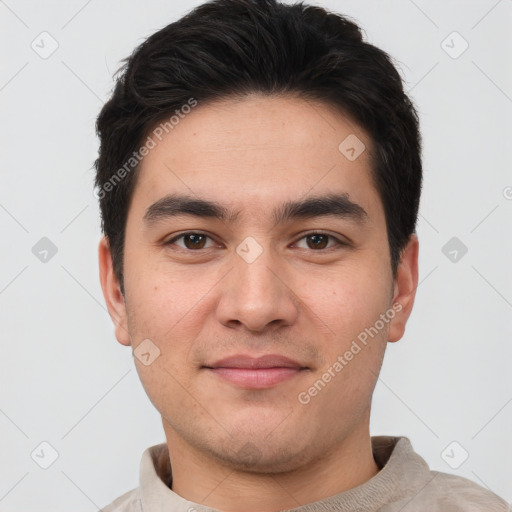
<box><xmin>132</xmin><ymin>93</ymin><xmax>381</xmax><ymax>221</ymax></box>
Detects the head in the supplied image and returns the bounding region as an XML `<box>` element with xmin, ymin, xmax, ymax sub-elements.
<box><xmin>97</xmin><ymin>0</ymin><xmax>421</xmax><ymax>473</ymax></box>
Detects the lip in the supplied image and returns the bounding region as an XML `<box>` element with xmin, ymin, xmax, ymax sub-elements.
<box><xmin>203</xmin><ymin>354</ymin><xmax>308</xmax><ymax>389</ymax></box>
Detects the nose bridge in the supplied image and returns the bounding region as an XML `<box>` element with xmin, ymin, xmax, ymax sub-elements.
<box><xmin>234</xmin><ymin>235</ymin><xmax>283</xmax><ymax>302</ymax></box>
<box><xmin>237</xmin><ymin>241</ymin><xmax>277</xmax><ymax>293</ymax></box>
<box><xmin>216</xmin><ymin>236</ymin><xmax>298</xmax><ymax>331</ymax></box>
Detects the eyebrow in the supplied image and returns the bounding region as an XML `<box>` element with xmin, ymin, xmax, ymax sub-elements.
<box><xmin>143</xmin><ymin>193</ymin><xmax>368</xmax><ymax>228</ymax></box>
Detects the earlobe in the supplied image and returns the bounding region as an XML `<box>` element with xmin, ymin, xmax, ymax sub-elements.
<box><xmin>98</xmin><ymin>236</ymin><xmax>131</xmax><ymax>346</ymax></box>
<box><xmin>388</xmin><ymin>234</ymin><xmax>419</xmax><ymax>343</ymax></box>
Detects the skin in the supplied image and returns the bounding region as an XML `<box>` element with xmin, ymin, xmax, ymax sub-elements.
<box><xmin>99</xmin><ymin>93</ymin><xmax>418</xmax><ymax>511</ymax></box>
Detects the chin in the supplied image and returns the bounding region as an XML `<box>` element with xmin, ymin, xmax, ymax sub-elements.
<box><xmin>205</xmin><ymin>429</ymin><xmax>315</xmax><ymax>474</ymax></box>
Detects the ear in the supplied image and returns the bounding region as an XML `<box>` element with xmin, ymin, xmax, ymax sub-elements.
<box><xmin>388</xmin><ymin>234</ymin><xmax>419</xmax><ymax>343</ymax></box>
<box><xmin>98</xmin><ymin>236</ymin><xmax>131</xmax><ymax>346</ymax></box>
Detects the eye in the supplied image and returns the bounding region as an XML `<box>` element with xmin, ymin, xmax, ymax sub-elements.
<box><xmin>165</xmin><ymin>232</ymin><xmax>216</xmax><ymax>250</ymax></box>
<box><xmin>294</xmin><ymin>232</ymin><xmax>346</xmax><ymax>250</ymax></box>
<box><xmin>165</xmin><ymin>231</ymin><xmax>347</xmax><ymax>252</ymax></box>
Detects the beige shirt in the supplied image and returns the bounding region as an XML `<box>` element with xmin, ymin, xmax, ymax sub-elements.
<box><xmin>100</xmin><ymin>436</ymin><xmax>508</xmax><ymax>511</ymax></box>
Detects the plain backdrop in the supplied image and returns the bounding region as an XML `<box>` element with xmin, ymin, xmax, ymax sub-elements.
<box><xmin>1</xmin><ymin>0</ymin><xmax>511</xmax><ymax>510</ymax></box>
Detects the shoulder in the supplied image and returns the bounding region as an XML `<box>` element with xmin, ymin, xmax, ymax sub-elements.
<box><xmin>428</xmin><ymin>471</ymin><xmax>509</xmax><ymax>510</ymax></box>
<box><xmin>99</xmin><ymin>487</ymin><xmax>142</xmax><ymax>512</ymax></box>
<box><xmin>374</xmin><ymin>437</ymin><xmax>509</xmax><ymax>511</ymax></box>
<box><xmin>392</xmin><ymin>470</ymin><xmax>510</xmax><ymax>511</ymax></box>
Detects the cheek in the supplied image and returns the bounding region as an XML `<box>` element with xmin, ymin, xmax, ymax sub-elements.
<box><xmin>300</xmin><ymin>268</ymin><xmax>391</xmax><ymax>414</ymax></box>
<box><xmin>124</xmin><ymin>260</ymin><xmax>218</xmax><ymax>381</ymax></box>
<box><xmin>126</xmin><ymin>274</ymin><xmax>203</xmax><ymax>410</ymax></box>
<box><xmin>124</xmin><ymin>252</ymin><xmax>206</xmax><ymax>336</ymax></box>
<box><xmin>309</xmin><ymin>263</ymin><xmax>392</xmax><ymax>337</ymax></box>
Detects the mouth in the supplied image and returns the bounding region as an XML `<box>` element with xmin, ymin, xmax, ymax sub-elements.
<box><xmin>202</xmin><ymin>354</ymin><xmax>309</xmax><ymax>389</ymax></box>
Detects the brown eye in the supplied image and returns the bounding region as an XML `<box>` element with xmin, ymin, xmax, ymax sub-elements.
<box><xmin>166</xmin><ymin>232</ymin><xmax>214</xmax><ymax>250</ymax></box>
<box><xmin>182</xmin><ymin>234</ymin><xmax>207</xmax><ymax>249</ymax></box>
<box><xmin>295</xmin><ymin>233</ymin><xmax>343</xmax><ymax>251</ymax></box>
<box><xmin>306</xmin><ymin>234</ymin><xmax>329</xmax><ymax>250</ymax></box>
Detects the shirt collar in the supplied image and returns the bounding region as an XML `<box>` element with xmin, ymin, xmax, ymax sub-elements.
<box><xmin>138</xmin><ymin>436</ymin><xmax>430</xmax><ymax>512</ymax></box>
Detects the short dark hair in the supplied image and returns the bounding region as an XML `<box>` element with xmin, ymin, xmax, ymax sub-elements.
<box><xmin>94</xmin><ymin>0</ymin><xmax>422</xmax><ymax>294</ymax></box>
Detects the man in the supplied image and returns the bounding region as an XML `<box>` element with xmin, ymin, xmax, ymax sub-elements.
<box><xmin>95</xmin><ymin>0</ymin><xmax>508</xmax><ymax>510</ymax></box>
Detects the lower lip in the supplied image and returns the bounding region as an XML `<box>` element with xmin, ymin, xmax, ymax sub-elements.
<box><xmin>206</xmin><ymin>367</ymin><xmax>304</xmax><ymax>389</ymax></box>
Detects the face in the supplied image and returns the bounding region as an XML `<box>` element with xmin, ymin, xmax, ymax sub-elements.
<box><xmin>99</xmin><ymin>93</ymin><xmax>418</xmax><ymax>473</ymax></box>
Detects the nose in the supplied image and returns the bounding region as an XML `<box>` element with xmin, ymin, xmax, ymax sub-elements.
<box><xmin>215</xmin><ymin>240</ymin><xmax>299</xmax><ymax>333</ymax></box>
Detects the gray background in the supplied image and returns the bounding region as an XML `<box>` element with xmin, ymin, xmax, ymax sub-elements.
<box><xmin>1</xmin><ymin>0</ymin><xmax>511</xmax><ymax>510</ymax></box>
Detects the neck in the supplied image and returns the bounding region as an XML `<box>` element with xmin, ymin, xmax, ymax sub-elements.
<box><xmin>162</xmin><ymin>418</ymin><xmax>379</xmax><ymax>511</ymax></box>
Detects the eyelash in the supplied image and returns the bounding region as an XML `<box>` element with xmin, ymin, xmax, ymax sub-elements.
<box><xmin>164</xmin><ymin>231</ymin><xmax>347</xmax><ymax>252</ymax></box>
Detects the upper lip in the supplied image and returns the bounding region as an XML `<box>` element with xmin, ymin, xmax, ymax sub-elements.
<box><xmin>204</xmin><ymin>354</ymin><xmax>307</xmax><ymax>370</ymax></box>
